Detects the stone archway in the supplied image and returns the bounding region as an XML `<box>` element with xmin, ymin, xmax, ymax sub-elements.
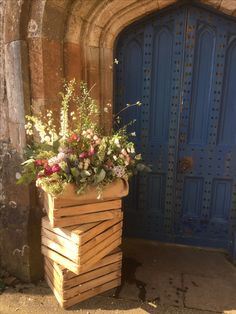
<box><xmin>2</xmin><ymin>0</ymin><xmax>236</xmax><ymax>281</ymax></box>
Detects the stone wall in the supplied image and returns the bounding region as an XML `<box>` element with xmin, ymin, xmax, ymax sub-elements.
<box><xmin>0</xmin><ymin>0</ymin><xmax>43</xmax><ymax>282</ymax></box>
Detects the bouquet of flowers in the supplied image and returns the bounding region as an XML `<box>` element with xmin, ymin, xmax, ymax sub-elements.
<box><xmin>17</xmin><ymin>80</ymin><xmax>149</xmax><ymax>197</ymax></box>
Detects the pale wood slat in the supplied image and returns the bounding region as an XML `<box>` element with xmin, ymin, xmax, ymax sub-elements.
<box><xmin>53</xmin><ymin>199</ymin><xmax>122</xmax><ymax>218</ymax></box>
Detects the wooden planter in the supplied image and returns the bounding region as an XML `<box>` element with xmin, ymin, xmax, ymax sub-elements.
<box><xmin>44</xmin><ymin>249</ymin><xmax>122</xmax><ymax>309</ymax></box>
<box><xmin>43</xmin><ymin>179</ymin><xmax>128</xmax><ymax>228</ymax></box>
<box><xmin>41</xmin><ymin>214</ymin><xmax>123</xmax><ymax>274</ymax></box>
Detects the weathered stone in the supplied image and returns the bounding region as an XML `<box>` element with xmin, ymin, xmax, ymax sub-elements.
<box><xmin>42</xmin><ymin>2</ymin><xmax>67</xmax><ymax>40</ymax></box>
<box><xmin>198</xmin><ymin>0</ymin><xmax>221</xmax><ymax>8</ymax></box>
<box><xmin>5</xmin><ymin>40</ymin><xmax>31</xmax><ymax>152</ymax></box>
<box><xmin>64</xmin><ymin>42</ymin><xmax>81</xmax><ymax>81</ymax></box>
<box><xmin>220</xmin><ymin>0</ymin><xmax>236</xmax><ymax>14</ymax></box>
<box><xmin>28</xmin><ymin>37</ymin><xmax>63</xmax><ymax>100</ymax></box>
<box><xmin>158</xmin><ymin>0</ymin><xmax>178</xmax><ymax>10</ymax></box>
<box><xmin>4</xmin><ymin>0</ymin><xmax>31</xmax><ymax>43</ymax></box>
<box><xmin>28</xmin><ymin>38</ymin><xmax>44</xmax><ymax>99</ymax></box>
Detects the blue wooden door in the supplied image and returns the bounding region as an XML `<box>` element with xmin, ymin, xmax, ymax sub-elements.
<box><xmin>114</xmin><ymin>4</ymin><xmax>236</xmax><ymax>252</ymax></box>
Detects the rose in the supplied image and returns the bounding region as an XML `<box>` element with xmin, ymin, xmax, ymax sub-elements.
<box><xmin>44</xmin><ymin>164</ymin><xmax>61</xmax><ymax>176</ymax></box>
<box><xmin>44</xmin><ymin>166</ymin><xmax>53</xmax><ymax>176</ymax></box>
<box><xmin>51</xmin><ymin>164</ymin><xmax>61</xmax><ymax>173</ymax></box>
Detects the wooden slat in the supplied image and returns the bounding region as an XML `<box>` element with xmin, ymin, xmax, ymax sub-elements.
<box><xmin>42</xmin><ymin>236</ymin><xmax>79</xmax><ymax>263</ymax></box>
<box><xmin>44</xmin><ymin>263</ymin><xmax>63</xmax><ymax>292</ymax></box>
<box><xmin>63</xmin><ymin>270</ymin><xmax>121</xmax><ymax>299</ymax></box>
<box><xmin>41</xmin><ymin>228</ymin><xmax>78</xmax><ymax>252</ymax></box>
<box><xmin>44</xmin><ymin>258</ymin><xmax>64</xmax><ymax>282</ymax></box>
<box><xmin>64</xmin><ymin>249</ymin><xmax>122</xmax><ymax>280</ymax></box>
<box><xmin>45</xmin><ymin>272</ymin><xmax>64</xmax><ymax>308</ymax></box>
<box><xmin>42</xmin><ymin>216</ymin><xmax>99</xmax><ymax>244</ymax></box>
<box><xmin>45</xmin><ymin>257</ymin><xmax>121</xmax><ymax>292</ymax></box>
<box><xmin>63</xmin><ymin>278</ymin><xmax>121</xmax><ymax>308</ymax></box>
<box><xmin>42</xmin><ymin>245</ymin><xmax>80</xmax><ymax>274</ymax></box>
<box><xmin>53</xmin><ymin>199</ymin><xmax>122</xmax><ymax>218</ymax></box>
<box><xmin>64</xmin><ymin>261</ymin><xmax>122</xmax><ymax>290</ymax></box>
<box><xmin>80</xmin><ymin>222</ymin><xmax>122</xmax><ymax>255</ymax></box>
<box><xmin>79</xmin><ymin>214</ymin><xmax>123</xmax><ymax>244</ymax></box>
<box><xmin>52</xmin><ymin>209</ymin><xmax>122</xmax><ymax>228</ymax></box>
<box><xmin>80</xmin><ymin>229</ymin><xmax>122</xmax><ymax>264</ymax></box>
<box><xmin>79</xmin><ymin>238</ymin><xmax>122</xmax><ymax>273</ymax></box>
<box><xmin>42</xmin><ymin>217</ymin><xmax>77</xmax><ymax>242</ymax></box>
<box><xmin>43</xmin><ymin>249</ymin><xmax>122</xmax><ymax>280</ymax></box>
<box><xmin>46</xmin><ymin>270</ymin><xmax>121</xmax><ymax>309</ymax></box>
<box><xmin>49</xmin><ymin>179</ymin><xmax>128</xmax><ymax>208</ymax></box>
<box><xmin>42</xmin><ymin>235</ymin><xmax>122</xmax><ymax>275</ymax></box>
<box><xmin>42</xmin><ymin>221</ymin><xmax>122</xmax><ymax>260</ymax></box>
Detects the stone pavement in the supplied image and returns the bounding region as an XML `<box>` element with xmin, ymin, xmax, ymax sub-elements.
<box><xmin>1</xmin><ymin>239</ymin><xmax>236</xmax><ymax>314</ymax></box>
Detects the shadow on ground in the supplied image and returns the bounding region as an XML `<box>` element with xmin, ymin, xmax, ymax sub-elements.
<box><xmin>1</xmin><ymin>238</ymin><xmax>236</xmax><ymax>314</ymax></box>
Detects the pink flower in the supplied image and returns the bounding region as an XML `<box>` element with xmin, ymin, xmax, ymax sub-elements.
<box><xmin>88</xmin><ymin>146</ymin><xmax>95</xmax><ymax>156</ymax></box>
<box><xmin>79</xmin><ymin>152</ymin><xmax>87</xmax><ymax>158</ymax></box>
<box><xmin>44</xmin><ymin>166</ymin><xmax>53</xmax><ymax>176</ymax></box>
<box><xmin>51</xmin><ymin>164</ymin><xmax>61</xmax><ymax>173</ymax></box>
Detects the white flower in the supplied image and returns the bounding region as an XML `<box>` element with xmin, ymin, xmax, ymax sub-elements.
<box><xmin>57</xmin><ymin>152</ymin><xmax>67</xmax><ymax>162</ymax></box>
<box><xmin>114</xmin><ymin>58</ymin><xmax>119</xmax><ymax>64</ymax></box>
<box><xmin>104</xmin><ymin>107</ymin><xmax>109</xmax><ymax>113</ymax></box>
<box><xmin>44</xmin><ymin>135</ymin><xmax>51</xmax><ymax>143</ymax></box>
<box><xmin>15</xmin><ymin>172</ymin><xmax>21</xmax><ymax>179</ymax></box>
<box><xmin>48</xmin><ymin>156</ymin><xmax>59</xmax><ymax>166</ymax></box>
<box><xmin>113</xmin><ymin>155</ymin><xmax>118</xmax><ymax>161</ymax></box>
<box><xmin>131</xmin><ymin>132</ymin><xmax>136</xmax><ymax>137</ymax></box>
<box><xmin>114</xmin><ymin>138</ymin><xmax>120</xmax><ymax>147</ymax></box>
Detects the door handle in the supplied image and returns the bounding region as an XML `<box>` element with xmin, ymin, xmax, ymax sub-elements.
<box><xmin>179</xmin><ymin>156</ymin><xmax>193</xmax><ymax>173</ymax></box>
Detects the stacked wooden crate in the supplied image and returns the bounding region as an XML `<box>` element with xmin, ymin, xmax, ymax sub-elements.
<box><xmin>41</xmin><ymin>181</ymin><xmax>127</xmax><ymax>309</ymax></box>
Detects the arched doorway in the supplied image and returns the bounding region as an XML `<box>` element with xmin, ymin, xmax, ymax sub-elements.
<box><xmin>114</xmin><ymin>4</ymin><xmax>236</xmax><ymax>253</ymax></box>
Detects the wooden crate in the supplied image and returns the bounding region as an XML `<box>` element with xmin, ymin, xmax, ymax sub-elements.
<box><xmin>41</xmin><ymin>214</ymin><xmax>123</xmax><ymax>274</ymax></box>
<box><xmin>44</xmin><ymin>249</ymin><xmax>122</xmax><ymax>308</ymax></box>
<box><xmin>43</xmin><ymin>180</ymin><xmax>128</xmax><ymax>228</ymax></box>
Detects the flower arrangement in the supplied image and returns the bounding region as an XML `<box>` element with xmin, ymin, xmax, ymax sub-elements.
<box><xmin>17</xmin><ymin>80</ymin><xmax>149</xmax><ymax>197</ymax></box>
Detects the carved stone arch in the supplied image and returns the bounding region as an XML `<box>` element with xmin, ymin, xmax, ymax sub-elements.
<box><xmin>65</xmin><ymin>0</ymin><xmax>236</xmax><ymax>130</ymax></box>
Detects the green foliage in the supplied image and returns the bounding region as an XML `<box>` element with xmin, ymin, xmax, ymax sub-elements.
<box><xmin>18</xmin><ymin>80</ymin><xmax>148</xmax><ymax>196</ymax></box>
